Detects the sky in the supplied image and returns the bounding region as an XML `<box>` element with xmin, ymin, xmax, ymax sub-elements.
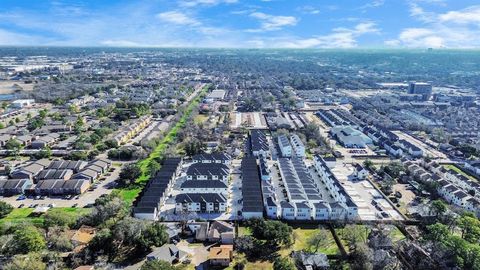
<box><xmin>0</xmin><ymin>0</ymin><xmax>479</xmax><ymax>48</ymax></box>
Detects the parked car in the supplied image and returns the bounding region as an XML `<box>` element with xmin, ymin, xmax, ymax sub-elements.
<box><xmin>17</xmin><ymin>195</ymin><xmax>26</xmax><ymax>201</ymax></box>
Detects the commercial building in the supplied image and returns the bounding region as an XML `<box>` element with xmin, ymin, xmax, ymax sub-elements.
<box><xmin>408</xmin><ymin>82</ymin><xmax>432</xmax><ymax>101</ymax></box>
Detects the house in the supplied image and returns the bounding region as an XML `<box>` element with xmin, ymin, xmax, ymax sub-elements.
<box><xmin>36</xmin><ymin>169</ymin><xmax>74</xmax><ymax>181</ymax></box>
<box><xmin>10</xmin><ymin>162</ymin><xmax>45</xmax><ymax>180</ymax></box>
<box><xmin>295</xmin><ymin>202</ymin><xmax>311</xmax><ymax>220</ymax></box>
<box><xmin>241</xmin><ymin>157</ymin><xmax>264</xmax><ymax>219</ymax></box>
<box><xmin>292</xmin><ymin>251</ymin><xmax>329</xmax><ymax>270</ymax></box>
<box><xmin>465</xmin><ymin>160</ymin><xmax>480</xmax><ymax>176</ymax></box>
<box><xmin>72</xmin><ymin>169</ymin><xmax>99</xmax><ymax>182</ymax></box>
<box><xmin>186</xmin><ymin>163</ymin><xmax>229</xmax><ymax>182</ymax></box>
<box><xmin>187</xmin><ymin>221</ymin><xmax>209</xmax><ymax>242</ymax></box>
<box><xmin>146</xmin><ymin>244</ymin><xmax>187</xmax><ymax>264</ymax></box>
<box><xmin>329</xmin><ymin>202</ymin><xmax>347</xmax><ymax>220</ymax></box>
<box><xmin>209</xmin><ymin>245</ymin><xmax>233</xmax><ymax>267</ymax></box>
<box><xmin>180</xmin><ymin>180</ymin><xmax>227</xmax><ymax>194</ymax></box>
<box><xmin>290</xmin><ymin>134</ymin><xmax>305</xmax><ymax>157</ymax></box>
<box><xmin>250</xmin><ymin>130</ymin><xmax>269</xmax><ymax>157</ymax></box>
<box><xmin>0</xmin><ymin>179</ymin><xmax>31</xmax><ymax>195</ymax></box>
<box><xmin>353</xmin><ymin>164</ymin><xmax>368</xmax><ymax>180</ymax></box>
<box><xmin>175</xmin><ymin>193</ymin><xmax>227</xmax><ymax>214</ymax></box>
<box><xmin>278</xmin><ymin>134</ymin><xmax>292</xmax><ymax>157</ymax></box>
<box><xmin>208</xmin><ymin>221</ymin><xmax>234</xmax><ymax>244</ymax></box>
<box><xmin>48</xmin><ymin>160</ymin><xmax>88</xmax><ymax>173</ymax></box>
<box><xmin>30</xmin><ymin>134</ymin><xmax>60</xmax><ymax>149</ymax></box>
<box><xmin>313</xmin><ymin>202</ymin><xmax>330</xmax><ymax>220</ymax></box>
<box><xmin>265</xmin><ymin>197</ymin><xmax>279</xmax><ymax>219</ymax></box>
<box><xmin>280</xmin><ymin>201</ymin><xmax>295</xmax><ymax>220</ymax></box>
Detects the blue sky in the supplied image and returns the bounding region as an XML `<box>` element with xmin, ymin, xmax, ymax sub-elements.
<box><xmin>0</xmin><ymin>0</ymin><xmax>479</xmax><ymax>48</ymax></box>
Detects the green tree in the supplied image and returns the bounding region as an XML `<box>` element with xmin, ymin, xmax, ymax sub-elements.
<box><xmin>148</xmin><ymin>160</ymin><xmax>161</xmax><ymax>177</ymax></box>
<box><xmin>140</xmin><ymin>260</ymin><xmax>175</xmax><ymax>270</ymax></box>
<box><xmin>44</xmin><ymin>210</ymin><xmax>75</xmax><ymax>228</ymax></box>
<box><xmin>0</xmin><ymin>201</ymin><xmax>13</xmax><ymax>218</ymax></box>
<box><xmin>4</xmin><ymin>253</ymin><xmax>46</xmax><ymax>270</ymax></box>
<box><xmin>139</xmin><ymin>222</ymin><xmax>169</xmax><ymax>250</ymax></box>
<box><xmin>273</xmin><ymin>257</ymin><xmax>296</xmax><ymax>270</ymax></box>
<box><xmin>430</xmin><ymin>200</ymin><xmax>447</xmax><ymax>217</ymax></box>
<box><xmin>307</xmin><ymin>228</ymin><xmax>330</xmax><ymax>252</ymax></box>
<box><xmin>425</xmin><ymin>223</ymin><xmax>450</xmax><ymax>242</ymax></box>
<box><xmin>457</xmin><ymin>213</ymin><xmax>480</xmax><ymax>243</ymax></box>
<box><xmin>119</xmin><ymin>163</ymin><xmax>142</xmax><ymax>186</ymax></box>
<box><xmin>10</xmin><ymin>226</ymin><xmax>46</xmax><ymax>254</ymax></box>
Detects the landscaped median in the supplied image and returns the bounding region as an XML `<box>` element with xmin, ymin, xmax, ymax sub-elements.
<box><xmin>116</xmin><ymin>85</ymin><xmax>209</xmax><ymax>205</ymax></box>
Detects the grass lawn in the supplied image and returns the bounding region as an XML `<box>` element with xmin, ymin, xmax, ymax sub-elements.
<box><xmin>117</xmin><ymin>188</ymin><xmax>142</xmax><ymax>205</ymax></box>
<box><xmin>0</xmin><ymin>208</ymin><xmax>43</xmax><ymax>226</ymax></box>
<box><xmin>194</xmin><ymin>114</ymin><xmax>208</xmax><ymax>124</ymax></box>
<box><xmin>0</xmin><ymin>207</ymin><xmax>92</xmax><ymax>226</ymax></box>
<box><xmin>444</xmin><ymin>164</ymin><xmax>476</xmax><ymax>181</ymax></box>
<box><xmin>389</xmin><ymin>226</ymin><xmax>406</xmax><ymax>243</ymax></box>
<box><xmin>280</xmin><ymin>227</ymin><xmax>340</xmax><ymax>256</ymax></box>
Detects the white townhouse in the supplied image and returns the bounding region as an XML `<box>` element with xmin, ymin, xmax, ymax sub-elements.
<box><xmin>313</xmin><ymin>202</ymin><xmax>330</xmax><ymax>220</ymax></box>
<box><xmin>265</xmin><ymin>197</ymin><xmax>279</xmax><ymax>219</ymax></box>
<box><xmin>290</xmin><ymin>134</ymin><xmax>306</xmax><ymax>157</ymax></box>
<box><xmin>278</xmin><ymin>135</ymin><xmax>292</xmax><ymax>158</ymax></box>
<box><xmin>280</xmin><ymin>201</ymin><xmax>296</xmax><ymax>220</ymax></box>
<box><xmin>295</xmin><ymin>202</ymin><xmax>311</xmax><ymax>220</ymax></box>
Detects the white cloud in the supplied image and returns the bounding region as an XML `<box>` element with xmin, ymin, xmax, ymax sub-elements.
<box><xmin>156</xmin><ymin>11</ymin><xmax>201</xmax><ymax>26</ymax></box>
<box><xmin>0</xmin><ymin>28</ymin><xmax>48</xmax><ymax>45</ymax></box>
<box><xmin>439</xmin><ymin>6</ymin><xmax>480</xmax><ymax>24</ymax></box>
<box><xmin>297</xmin><ymin>6</ymin><xmax>320</xmax><ymax>15</ymax></box>
<box><xmin>247</xmin><ymin>12</ymin><xmax>298</xmax><ymax>32</ymax></box>
<box><xmin>249</xmin><ymin>22</ymin><xmax>379</xmax><ymax>48</ymax></box>
<box><xmin>388</xmin><ymin>4</ymin><xmax>480</xmax><ymax>48</ymax></box>
<box><xmin>179</xmin><ymin>0</ymin><xmax>238</xmax><ymax>7</ymax></box>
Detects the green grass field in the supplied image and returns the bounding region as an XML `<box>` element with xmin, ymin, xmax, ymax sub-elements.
<box><xmin>280</xmin><ymin>227</ymin><xmax>340</xmax><ymax>256</ymax></box>
<box><xmin>0</xmin><ymin>207</ymin><xmax>91</xmax><ymax>226</ymax></box>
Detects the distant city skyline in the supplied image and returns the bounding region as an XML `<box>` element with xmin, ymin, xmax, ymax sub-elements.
<box><xmin>0</xmin><ymin>0</ymin><xmax>479</xmax><ymax>48</ymax></box>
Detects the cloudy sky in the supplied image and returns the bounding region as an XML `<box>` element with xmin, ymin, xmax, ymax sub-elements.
<box><xmin>0</xmin><ymin>0</ymin><xmax>479</xmax><ymax>48</ymax></box>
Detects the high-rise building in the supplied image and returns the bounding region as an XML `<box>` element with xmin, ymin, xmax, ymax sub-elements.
<box><xmin>408</xmin><ymin>82</ymin><xmax>432</xmax><ymax>100</ymax></box>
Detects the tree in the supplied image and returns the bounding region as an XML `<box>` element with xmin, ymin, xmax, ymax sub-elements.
<box><xmin>34</xmin><ymin>147</ymin><xmax>52</xmax><ymax>159</ymax></box>
<box><xmin>44</xmin><ymin>210</ymin><xmax>75</xmax><ymax>228</ymax></box>
<box><xmin>141</xmin><ymin>222</ymin><xmax>169</xmax><ymax>249</ymax></box>
<box><xmin>47</xmin><ymin>226</ymin><xmax>73</xmax><ymax>252</ymax></box>
<box><xmin>457</xmin><ymin>213</ymin><xmax>480</xmax><ymax>243</ymax></box>
<box><xmin>0</xmin><ymin>201</ymin><xmax>13</xmax><ymax>218</ymax></box>
<box><xmin>363</xmin><ymin>159</ymin><xmax>374</xmax><ymax>170</ymax></box>
<box><xmin>148</xmin><ymin>160</ymin><xmax>161</xmax><ymax>177</ymax></box>
<box><xmin>10</xmin><ymin>226</ymin><xmax>46</xmax><ymax>254</ymax></box>
<box><xmin>4</xmin><ymin>253</ymin><xmax>46</xmax><ymax>270</ymax></box>
<box><xmin>351</xmin><ymin>243</ymin><xmax>373</xmax><ymax>270</ymax></box>
<box><xmin>235</xmin><ymin>236</ymin><xmax>259</xmax><ymax>257</ymax></box>
<box><xmin>307</xmin><ymin>228</ymin><xmax>330</xmax><ymax>252</ymax></box>
<box><xmin>247</xmin><ymin>219</ymin><xmax>293</xmax><ymax>247</ymax></box>
<box><xmin>425</xmin><ymin>223</ymin><xmax>450</xmax><ymax>242</ymax></box>
<box><xmin>273</xmin><ymin>257</ymin><xmax>296</xmax><ymax>270</ymax></box>
<box><xmin>140</xmin><ymin>259</ymin><xmax>175</xmax><ymax>270</ymax></box>
<box><xmin>383</xmin><ymin>162</ymin><xmax>404</xmax><ymax>179</ymax></box>
<box><xmin>5</xmin><ymin>139</ymin><xmax>22</xmax><ymax>151</ymax></box>
<box><xmin>119</xmin><ymin>163</ymin><xmax>142</xmax><ymax>186</ymax></box>
<box><xmin>430</xmin><ymin>200</ymin><xmax>447</xmax><ymax>217</ymax></box>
